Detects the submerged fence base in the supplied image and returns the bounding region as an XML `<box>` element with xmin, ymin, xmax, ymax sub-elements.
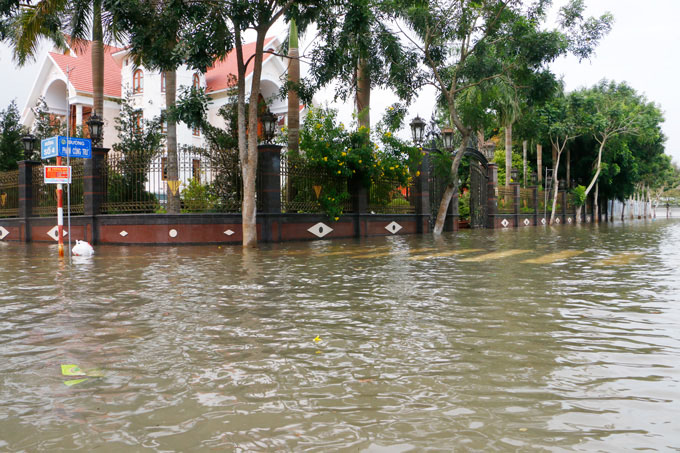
<box><xmin>0</xmin><ymin>212</ymin><xmax>438</xmax><ymax>245</ymax></box>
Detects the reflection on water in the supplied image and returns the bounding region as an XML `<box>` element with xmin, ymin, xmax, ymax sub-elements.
<box><xmin>1</xmin><ymin>220</ymin><xmax>680</xmax><ymax>451</ymax></box>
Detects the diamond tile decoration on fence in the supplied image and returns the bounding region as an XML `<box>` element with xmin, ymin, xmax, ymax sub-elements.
<box><xmin>501</xmin><ymin>219</ymin><xmax>510</xmax><ymax>228</ymax></box>
<box><xmin>385</xmin><ymin>221</ymin><xmax>403</xmax><ymax>234</ymax></box>
<box><xmin>523</xmin><ymin>218</ymin><xmax>531</xmax><ymax>226</ymax></box>
<box><xmin>224</xmin><ymin>230</ymin><xmax>235</xmax><ymax>236</ymax></box>
<box><xmin>0</xmin><ymin>226</ymin><xmax>9</xmax><ymax>240</ymax></box>
<box><xmin>555</xmin><ymin>218</ymin><xmax>561</xmax><ymax>224</ymax></box>
<box><xmin>47</xmin><ymin>225</ymin><xmax>67</xmax><ymax>241</ymax></box>
<box><xmin>541</xmin><ymin>218</ymin><xmax>546</xmax><ymax>225</ymax></box>
<box><xmin>119</xmin><ymin>231</ymin><xmax>128</xmax><ymax>237</ymax></box>
<box><xmin>567</xmin><ymin>217</ymin><xmax>572</xmax><ymax>224</ymax></box>
<box><xmin>308</xmin><ymin>222</ymin><xmax>333</xmax><ymax>238</ymax></box>
<box><xmin>169</xmin><ymin>229</ymin><xmax>178</xmax><ymax>238</ymax></box>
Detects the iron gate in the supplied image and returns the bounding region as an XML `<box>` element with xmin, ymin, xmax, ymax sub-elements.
<box><xmin>469</xmin><ymin>161</ymin><xmax>488</xmax><ymax>228</ymax></box>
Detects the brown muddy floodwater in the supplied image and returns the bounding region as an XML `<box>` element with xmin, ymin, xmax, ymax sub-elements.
<box><xmin>1</xmin><ymin>219</ymin><xmax>680</xmax><ymax>451</ymax></box>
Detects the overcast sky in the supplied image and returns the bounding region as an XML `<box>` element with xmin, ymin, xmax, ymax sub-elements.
<box><xmin>2</xmin><ymin>0</ymin><xmax>679</xmax><ymax>163</ymax></box>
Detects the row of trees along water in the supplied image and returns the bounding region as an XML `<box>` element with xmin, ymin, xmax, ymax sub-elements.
<box><xmin>1</xmin><ymin>0</ymin><xmax>679</xmax><ymax>244</ymax></box>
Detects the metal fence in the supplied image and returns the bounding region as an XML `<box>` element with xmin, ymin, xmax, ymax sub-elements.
<box><xmin>31</xmin><ymin>162</ymin><xmax>84</xmax><ymax>216</ymax></box>
<box><xmin>0</xmin><ymin>170</ymin><xmax>19</xmax><ymax>218</ymax></box>
<box><xmin>102</xmin><ymin>147</ymin><xmax>243</xmax><ymax>214</ymax></box>
<box><xmin>369</xmin><ymin>177</ymin><xmax>414</xmax><ymax>214</ymax></box>
<box><xmin>280</xmin><ymin>155</ymin><xmax>352</xmax><ymax>214</ymax></box>
<box><xmin>497</xmin><ymin>186</ymin><xmax>515</xmax><ymax>214</ymax></box>
<box><xmin>519</xmin><ymin>188</ymin><xmax>535</xmax><ymax>214</ymax></box>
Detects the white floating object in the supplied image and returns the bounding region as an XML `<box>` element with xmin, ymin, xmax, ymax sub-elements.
<box><xmin>0</xmin><ymin>225</ymin><xmax>9</xmax><ymax>240</ymax></box>
<box><xmin>385</xmin><ymin>221</ymin><xmax>402</xmax><ymax>234</ymax></box>
<box><xmin>119</xmin><ymin>230</ymin><xmax>128</xmax><ymax>237</ymax></box>
<box><xmin>47</xmin><ymin>225</ymin><xmax>67</xmax><ymax>241</ymax></box>
<box><xmin>224</xmin><ymin>229</ymin><xmax>235</xmax><ymax>236</ymax></box>
<box><xmin>72</xmin><ymin>240</ymin><xmax>94</xmax><ymax>256</ymax></box>
<box><xmin>169</xmin><ymin>229</ymin><xmax>178</xmax><ymax>238</ymax></box>
<box><xmin>308</xmin><ymin>222</ymin><xmax>333</xmax><ymax>238</ymax></box>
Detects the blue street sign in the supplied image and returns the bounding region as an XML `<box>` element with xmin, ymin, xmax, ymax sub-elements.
<box><xmin>41</xmin><ymin>136</ymin><xmax>92</xmax><ymax>159</ymax></box>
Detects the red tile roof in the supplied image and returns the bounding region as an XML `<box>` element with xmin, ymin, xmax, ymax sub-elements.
<box><xmin>49</xmin><ymin>41</ymin><xmax>124</xmax><ymax>98</ymax></box>
<box><xmin>205</xmin><ymin>37</ymin><xmax>276</xmax><ymax>93</ymax></box>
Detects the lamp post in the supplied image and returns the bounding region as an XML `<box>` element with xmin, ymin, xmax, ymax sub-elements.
<box><xmin>510</xmin><ymin>168</ymin><xmax>519</xmax><ymax>183</ymax></box>
<box><xmin>409</xmin><ymin>115</ymin><xmax>426</xmax><ymax>146</ymax></box>
<box><xmin>260</xmin><ymin>108</ymin><xmax>277</xmax><ymax>144</ymax></box>
<box><xmin>441</xmin><ymin>127</ymin><xmax>454</xmax><ymax>150</ymax></box>
<box><xmin>21</xmin><ymin>134</ymin><xmax>35</xmax><ymax>160</ymax></box>
<box><xmin>87</xmin><ymin>112</ymin><xmax>104</xmax><ymax>147</ymax></box>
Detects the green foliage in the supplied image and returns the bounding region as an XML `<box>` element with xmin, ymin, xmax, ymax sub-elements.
<box><xmin>571</xmin><ymin>185</ymin><xmax>587</xmax><ymax>207</ymax></box>
<box><xmin>294</xmin><ymin>107</ymin><xmax>420</xmax><ymax>219</ymax></box>
<box><xmin>31</xmin><ymin>97</ymin><xmax>64</xmax><ymax>141</ymax></box>
<box><xmin>181</xmin><ymin>177</ymin><xmax>218</xmax><ymax>212</ymax></box>
<box><xmin>492</xmin><ymin>148</ymin><xmax>533</xmax><ymax>185</ymax></box>
<box><xmin>458</xmin><ymin>191</ymin><xmax>470</xmax><ymax>220</ymax></box>
<box><xmin>0</xmin><ymin>101</ymin><xmax>24</xmax><ymax>170</ymax></box>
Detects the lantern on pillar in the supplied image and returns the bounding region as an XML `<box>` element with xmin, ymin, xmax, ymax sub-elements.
<box><xmin>87</xmin><ymin>112</ymin><xmax>104</xmax><ymax>147</ymax></box>
<box><xmin>21</xmin><ymin>134</ymin><xmax>35</xmax><ymax>160</ymax></box>
<box><xmin>441</xmin><ymin>127</ymin><xmax>454</xmax><ymax>150</ymax></box>
<box><xmin>409</xmin><ymin>115</ymin><xmax>426</xmax><ymax>145</ymax></box>
<box><xmin>260</xmin><ymin>108</ymin><xmax>277</xmax><ymax>144</ymax></box>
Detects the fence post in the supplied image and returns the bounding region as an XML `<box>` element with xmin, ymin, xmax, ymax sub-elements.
<box><xmin>561</xmin><ymin>190</ymin><xmax>567</xmax><ymax>221</ymax></box>
<box><xmin>18</xmin><ymin>160</ymin><xmax>40</xmax><ymax>242</ymax></box>
<box><xmin>414</xmin><ymin>151</ymin><xmax>430</xmax><ymax>233</ymax></box>
<box><xmin>486</xmin><ymin>163</ymin><xmax>498</xmax><ymax>228</ymax></box>
<box><xmin>349</xmin><ymin>174</ymin><xmax>368</xmax><ymax>214</ymax></box>
<box><xmin>84</xmin><ymin>147</ymin><xmax>109</xmax><ymax>216</ymax></box>
<box><xmin>532</xmin><ymin>185</ymin><xmax>538</xmax><ymax>224</ymax></box>
<box><xmin>512</xmin><ymin>182</ymin><xmax>520</xmax><ymax>227</ymax></box>
<box><xmin>257</xmin><ymin>144</ymin><xmax>282</xmax><ymax>214</ymax></box>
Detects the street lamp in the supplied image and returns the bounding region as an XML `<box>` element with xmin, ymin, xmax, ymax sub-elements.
<box><xmin>441</xmin><ymin>126</ymin><xmax>454</xmax><ymax>150</ymax></box>
<box><xmin>87</xmin><ymin>111</ymin><xmax>104</xmax><ymax>147</ymax></box>
<box><xmin>511</xmin><ymin>168</ymin><xmax>519</xmax><ymax>183</ymax></box>
<box><xmin>21</xmin><ymin>134</ymin><xmax>35</xmax><ymax>160</ymax></box>
<box><xmin>409</xmin><ymin>115</ymin><xmax>426</xmax><ymax>145</ymax></box>
<box><xmin>260</xmin><ymin>108</ymin><xmax>277</xmax><ymax>144</ymax></box>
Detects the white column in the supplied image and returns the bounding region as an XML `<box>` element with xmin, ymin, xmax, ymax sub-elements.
<box><xmin>75</xmin><ymin>104</ymin><xmax>83</xmax><ymax>129</ymax></box>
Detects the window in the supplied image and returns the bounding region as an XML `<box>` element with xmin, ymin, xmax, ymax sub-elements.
<box><xmin>192</xmin><ymin>73</ymin><xmax>200</xmax><ymax>89</ymax></box>
<box><xmin>192</xmin><ymin>127</ymin><xmax>200</xmax><ymax>137</ymax></box>
<box><xmin>192</xmin><ymin>159</ymin><xmax>201</xmax><ymax>183</ymax></box>
<box><xmin>161</xmin><ymin>72</ymin><xmax>166</xmax><ymax>93</ymax></box>
<box><xmin>133</xmin><ymin>69</ymin><xmax>144</xmax><ymax>94</ymax></box>
<box><xmin>133</xmin><ymin>111</ymin><xmax>143</xmax><ymax>134</ymax></box>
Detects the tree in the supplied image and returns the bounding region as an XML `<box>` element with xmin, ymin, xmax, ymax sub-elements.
<box><xmin>287</xmin><ymin>19</ymin><xmax>300</xmax><ymax>155</ymax></box>
<box><xmin>0</xmin><ymin>101</ymin><xmax>24</xmax><ymax>171</ymax></box>
<box><xmin>575</xmin><ymin>80</ymin><xmax>659</xmax><ymax>222</ymax></box>
<box><xmin>109</xmin><ymin>0</ymin><xmax>231</xmax><ymax>214</ymax></box>
<box><xmin>307</xmin><ymin>0</ymin><xmax>421</xmax><ymax>130</ymax></box>
<box><xmin>402</xmin><ymin>0</ymin><xmax>610</xmax><ymax>234</ymax></box>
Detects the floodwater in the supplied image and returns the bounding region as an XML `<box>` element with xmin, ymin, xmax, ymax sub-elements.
<box><xmin>1</xmin><ymin>220</ymin><xmax>680</xmax><ymax>452</ymax></box>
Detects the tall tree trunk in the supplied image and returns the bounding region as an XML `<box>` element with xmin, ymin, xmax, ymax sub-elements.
<box><xmin>234</xmin><ymin>30</ymin><xmax>249</xmax><ymax>244</ymax></box>
<box><xmin>165</xmin><ymin>69</ymin><xmax>180</xmax><ymax>214</ymax></box>
<box><xmin>242</xmin><ymin>29</ymin><xmax>268</xmax><ymax>247</ymax></box>
<box><xmin>594</xmin><ymin>182</ymin><xmax>599</xmax><ymax>223</ymax></box>
<box><xmin>621</xmin><ymin>200</ymin><xmax>625</xmax><ymax>221</ymax></box>
<box><xmin>522</xmin><ymin>140</ymin><xmax>527</xmax><ymax>187</ymax></box>
<box><xmin>286</xmin><ymin>19</ymin><xmax>300</xmax><ymax>156</ymax></box>
<box><xmin>433</xmin><ymin>132</ymin><xmax>470</xmax><ymax>234</ymax></box>
<box><xmin>537</xmin><ymin>143</ymin><xmax>542</xmax><ymax>184</ymax></box>
<box><xmin>549</xmin><ymin>146</ymin><xmax>562</xmax><ymax>225</ymax></box>
<box><xmin>566</xmin><ymin>148</ymin><xmax>570</xmax><ymax>188</ymax></box>
<box><xmin>356</xmin><ymin>58</ymin><xmax>370</xmax><ymax>130</ymax></box>
<box><xmin>92</xmin><ymin>0</ymin><xmax>104</xmax><ymax>122</ymax></box>
<box><xmin>505</xmin><ymin>122</ymin><xmax>512</xmax><ymax>185</ymax></box>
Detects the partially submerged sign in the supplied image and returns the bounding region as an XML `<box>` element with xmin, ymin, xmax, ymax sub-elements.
<box><xmin>44</xmin><ymin>166</ymin><xmax>71</xmax><ymax>184</ymax></box>
<box><xmin>41</xmin><ymin>136</ymin><xmax>92</xmax><ymax>159</ymax></box>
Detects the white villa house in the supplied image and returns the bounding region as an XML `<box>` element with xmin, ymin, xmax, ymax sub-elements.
<box><xmin>20</xmin><ymin>36</ymin><xmax>296</xmax><ymax>198</ymax></box>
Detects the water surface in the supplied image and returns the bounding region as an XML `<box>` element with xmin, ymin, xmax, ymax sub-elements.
<box><xmin>1</xmin><ymin>220</ymin><xmax>679</xmax><ymax>451</ymax></box>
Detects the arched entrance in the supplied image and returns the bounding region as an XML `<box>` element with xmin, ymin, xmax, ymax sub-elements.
<box><xmin>455</xmin><ymin>147</ymin><xmax>489</xmax><ymax>229</ymax></box>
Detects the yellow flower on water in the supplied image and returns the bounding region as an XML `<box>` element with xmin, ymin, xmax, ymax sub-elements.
<box><xmin>314</xmin><ymin>336</ymin><xmax>321</xmax><ymax>343</ymax></box>
<box><xmin>323</xmin><ymin>156</ymin><xmax>328</xmax><ymax>161</ymax></box>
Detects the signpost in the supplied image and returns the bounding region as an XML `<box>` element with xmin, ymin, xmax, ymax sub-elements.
<box><xmin>41</xmin><ymin>135</ymin><xmax>92</xmax><ymax>258</ymax></box>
